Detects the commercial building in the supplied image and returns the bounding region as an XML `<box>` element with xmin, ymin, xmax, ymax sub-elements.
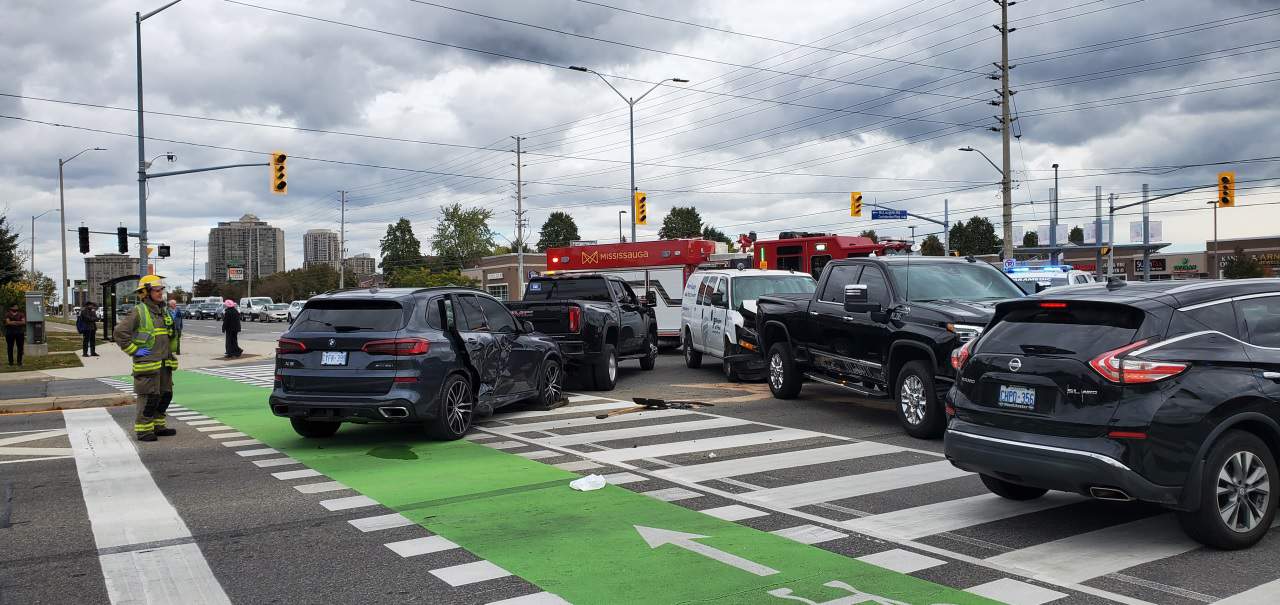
<box><xmin>1018</xmin><ymin>234</ymin><xmax>1280</xmax><ymax>281</ymax></box>
<box><xmin>83</xmin><ymin>253</ymin><xmax>140</xmax><ymax>305</ymax></box>
<box><xmin>303</xmin><ymin>229</ymin><xmax>341</xmax><ymax>270</ymax></box>
<box><xmin>463</xmin><ymin>253</ymin><xmax>547</xmax><ymax>301</ymax></box>
<box><xmin>343</xmin><ymin>253</ymin><xmax>376</xmax><ymax>278</ymax></box>
<box><xmin>207</xmin><ymin>214</ymin><xmax>285</xmax><ymax>284</ymax></box>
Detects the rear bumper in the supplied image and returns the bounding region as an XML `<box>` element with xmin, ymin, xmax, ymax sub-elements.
<box><xmin>944</xmin><ymin>421</ymin><xmax>1185</xmax><ymax>509</ymax></box>
<box><xmin>268</xmin><ymin>386</ymin><xmax>438</xmax><ymax>423</ymax></box>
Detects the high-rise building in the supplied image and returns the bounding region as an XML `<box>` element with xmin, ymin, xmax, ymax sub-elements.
<box><xmin>84</xmin><ymin>253</ymin><xmax>140</xmax><ymax>306</ymax></box>
<box><xmin>207</xmin><ymin>214</ymin><xmax>285</xmax><ymax>284</ymax></box>
<box><xmin>304</xmin><ymin>229</ymin><xmax>341</xmax><ymax>270</ymax></box>
<box><xmin>343</xmin><ymin>253</ymin><xmax>376</xmax><ymax>278</ymax></box>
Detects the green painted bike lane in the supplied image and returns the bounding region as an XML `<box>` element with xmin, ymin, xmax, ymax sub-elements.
<box><xmin>175</xmin><ymin>372</ymin><xmax>1002</xmax><ymax>605</ymax></box>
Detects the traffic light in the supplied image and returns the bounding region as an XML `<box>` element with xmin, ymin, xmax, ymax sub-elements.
<box><xmin>634</xmin><ymin>190</ymin><xmax>648</xmax><ymax>225</ymax></box>
<box><xmin>157</xmin><ymin>244</ymin><xmax>171</xmax><ymax>258</ymax></box>
<box><xmin>850</xmin><ymin>192</ymin><xmax>863</xmax><ymax>217</ymax></box>
<box><xmin>271</xmin><ymin>151</ymin><xmax>288</xmax><ymax>195</ymax></box>
<box><xmin>117</xmin><ymin>227</ymin><xmax>128</xmax><ymax>254</ymax></box>
<box><xmin>78</xmin><ymin>227</ymin><xmax>90</xmax><ymax>254</ymax></box>
<box><xmin>1217</xmin><ymin>171</ymin><xmax>1235</xmax><ymax>207</ymax></box>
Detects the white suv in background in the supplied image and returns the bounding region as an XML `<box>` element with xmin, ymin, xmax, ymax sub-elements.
<box><xmin>287</xmin><ymin>299</ymin><xmax>307</xmax><ymax>324</ymax></box>
<box><xmin>680</xmin><ymin>269</ymin><xmax>816</xmax><ymax>381</ymax></box>
<box><xmin>238</xmin><ymin>296</ymin><xmax>275</xmax><ymax>321</ymax></box>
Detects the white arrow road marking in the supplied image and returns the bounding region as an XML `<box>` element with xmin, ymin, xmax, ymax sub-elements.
<box><xmin>634</xmin><ymin>525</ymin><xmax>779</xmax><ymax>577</ymax></box>
<box><xmin>0</xmin><ymin>429</ymin><xmax>67</xmax><ymax>447</ymax></box>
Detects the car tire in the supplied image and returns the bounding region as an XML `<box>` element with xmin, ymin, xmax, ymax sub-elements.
<box><xmin>590</xmin><ymin>343</ymin><xmax>618</xmax><ymax>391</ymax></box>
<box><xmin>639</xmin><ymin>332</ymin><xmax>658</xmax><ymax>371</ymax></box>
<box><xmin>683</xmin><ymin>330</ymin><xmax>702</xmax><ymax>369</ymax></box>
<box><xmin>531</xmin><ymin>357</ymin><xmax>565</xmax><ymax>410</ymax></box>
<box><xmin>290</xmin><ymin>418</ymin><xmax>340</xmax><ymax>438</ymax></box>
<box><xmin>722</xmin><ymin>340</ymin><xmax>740</xmax><ymax>382</ymax></box>
<box><xmin>1176</xmin><ymin>430</ymin><xmax>1277</xmax><ymax>550</ymax></box>
<box><xmin>766</xmin><ymin>342</ymin><xmax>802</xmax><ymax>399</ymax></box>
<box><xmin>980</xmin><ymin>474</ymin><xmax>1048</xmax><ymax>501</ymax></box>
<box><xmin>896</xmin><ymin>361</ymin><xmax>946</xmax><ymax>439</ymax></box>
<box><xmin>426</xmin><ymin>373</ymin><xmax>474</xmax><ymax>440</ymax></box>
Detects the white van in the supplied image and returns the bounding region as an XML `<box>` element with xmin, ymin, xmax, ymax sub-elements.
<box><xmin>238</xmin><ymin>296</ymin><xmax>275</xmax><ymax>321</ymax></box>
<box><xmin>681</xmin><ymin>269</ymin><xmax>817</xmax><ymax>380</ymax></box>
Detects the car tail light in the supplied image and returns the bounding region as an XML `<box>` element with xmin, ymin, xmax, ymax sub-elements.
<box><xmin>951</xmin><ymin>339</ymin><xmax>975</xmax><ymax>371</ymax></box>
<box><xmin>1108</xmin><ymin>430</ymin><xmax>1148</xmax><ymax>439</ymax></box>
<box><xmin>393</xmin><ymin>376</ymin><xmax>420</xmax><ymax>384</ymax></box>
<box><xmin>568</xmin><ymin>306</ymin><xmax>581</xmax><ymax>333</ymax></box>
<box><xmin>362</xmin><ymin>338</ymin><xmax>431</xmax><ymax>355</ymax></box>
<box><xmin>1039</xmin><ymin>302</ymin><xmax>1068</xmax><ymax>309</ymax></box>
<box><xmin>1089</xmin><ymin>339</ymin><xmax>1187</xmax><ymax>384</ymax></box>
<box><xmin>276</xmin><ymin>338</ymin><xmax>307</xmax><ymax>354</ymax></box>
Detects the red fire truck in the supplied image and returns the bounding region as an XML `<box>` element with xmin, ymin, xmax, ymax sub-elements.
<box><xmin>746</xmin><ymin>232</ymin><xmax>910</xmax><ymax>278</ymax></box>
<box><xmin>543</xmin><ymin>239</ymin><xmax>720</xmax><ymax>346</ymax></box>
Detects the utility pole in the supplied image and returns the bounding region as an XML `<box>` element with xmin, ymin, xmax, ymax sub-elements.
<box><xmin>1142</xmin><ymin>184</ymin><xmax>1151</xmax><ymax>283</ymax></box>
<box><xmin>1050</xmin><ymin>164</ymin><xmax>1059</xmax><ymax>264</ymax></box>
<box><xmin>191</xmin><ymin>239</ymin><xmax>196</xmax><ymax>292</ymax></box>
<box><xmin>996</xmin><ymin>0</ymin><xmax>1017</xmax><ymax>259</ymax></box>
<box><xmin>58</xmin><ymin>159</ymin><xmax>69</xmax><ymax>317</ymax></box>
<box><xmin>943</xmin><ymin>199</ymin><xmax>950</xmax><ymax>255</ymax></box>
<box><xmin>338</xmin><ymin>190</ymin><xmax>347</xmax><ymax>289</ymax></box>
<box><xmin>1094</xmin><ymin>186</ymin><xmax>1104</xmax><ymax>280</ymax></box>
<box><xmin>1208</xmin><ymin>200</ymin><xmax>1220</xmax><ymax>279</ymax></box>
<box><xmin>513</xmin><ymin>136</ymin><xmax>527</xmax><ymax>301</ymax></box>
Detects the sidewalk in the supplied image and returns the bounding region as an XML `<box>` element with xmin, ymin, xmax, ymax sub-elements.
<box><xmin>0</xmin><ymin>332</ymin><xmax>274</xmax><ymax>382</ymax></box>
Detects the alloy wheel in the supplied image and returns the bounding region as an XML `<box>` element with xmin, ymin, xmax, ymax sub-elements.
<box><xmin>544</xmin><ymin>362</ymin><xmax>562</xmax><ymax>403</ymax></box>
<box><xmin>445</xmin><ymin>379</ymin><xmax>473</xmax><ymax>435</ymax></box>
<box><xmin>769</xmin><ymin>353</ymin><xmax>784</xmax><ymax>390</ymax></box>
<box><xmin>899</xmin><ymin>375</ymin><xmax>927</xmax><ymax>426</ymax></box>
<box><xmin>1217</xmin><ymin>451</ymin><xmax>1270</xmax><ymax>533</ymax></box>
<box><xmin>608</xmin><ymin>352</ymin><xmax>618</xmax><ymax>382</ymax></box>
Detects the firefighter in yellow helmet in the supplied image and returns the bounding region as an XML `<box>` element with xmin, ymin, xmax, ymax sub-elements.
<box><xmin>115</xmin><ymin>275</ymin><xmax>179</xmax><ymax>442</ymax></box>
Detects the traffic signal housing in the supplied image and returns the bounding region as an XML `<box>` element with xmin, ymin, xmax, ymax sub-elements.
<box><xmin>78</xmin><ymin>227</ymin><xmax>90</xmax><ymax>254</ymax></box>
<box><xmin>1218</xmin><ymin>171</ymin><xmax>1235</xmax><ymax>207</ymax></box>
<box><xmin>117</xmin><ymin>227</ymin><xmax>128</xmax><ymax>254</ymax></box>
<box><xmin>634</xmin><ymin>191</ymin><xmax>648</xmax><ymax>225</ymax></box>
<box><xmin>850</xmin><ymin>192</ymin><xmax>863</xmax><ymax>217</ymax></box>
<box><xmin>157</xmin><ymin>244</ymin><xmax>171</xmax><ymax>258</ymax></box>
<box><xmin>271</xmin><ymin>152</ymin><xmax>288</xmax><ymax>195</ymax></box>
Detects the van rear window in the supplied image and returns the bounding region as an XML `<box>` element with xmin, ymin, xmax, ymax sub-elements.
<box><xmin>980</xmin><ymin>302</ymin><xmax>1146</xmax><ymax>357</ymax></box>
<box><xmin>293</xmin><ymin>300</ymin><xmax>407</xmax><ymax>332</ymax></box>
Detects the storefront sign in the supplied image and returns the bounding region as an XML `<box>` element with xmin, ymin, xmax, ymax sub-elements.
<box><xmin>1173</xmin><ymin>257</ymin><xmax>1199</xmax><ymax>272</ymax></box>
<box><xmin>1134</xmin><ymin>259</ymin><xmax>1166</xmax><ymax>272</ymax></box>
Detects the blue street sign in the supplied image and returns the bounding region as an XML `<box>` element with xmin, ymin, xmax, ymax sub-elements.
<box><xmin>871</xmin><ymin>209</ymin><xmax>908</xmax><ymax>220</ymax></box>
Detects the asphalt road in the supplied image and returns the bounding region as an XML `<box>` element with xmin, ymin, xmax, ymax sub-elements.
<box><xmin>179</xmin><ymin>316</ymin><xmax>289</xmax><ymax>341</ymax></box>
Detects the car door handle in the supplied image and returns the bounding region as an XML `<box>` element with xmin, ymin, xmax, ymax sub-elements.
<box><xmin>809</xmin><ymin>311</ymin><xmax>819</xmax><ymax>316</ymax></box>
<box><xmin>1264</xmin><ymin>371</ymin><xmax>1280</xmax><ymax>382</ymax></box>
<box><xmin>842</xmin><ymin>316</ymin><xmax>855</xmax><ymax>322</ymax></box>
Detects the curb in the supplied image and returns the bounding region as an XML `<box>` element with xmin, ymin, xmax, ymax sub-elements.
<box><xmin>0</xmin><ymin>393</ymin><xmax>133</xmax><ymax>414</ymax></box>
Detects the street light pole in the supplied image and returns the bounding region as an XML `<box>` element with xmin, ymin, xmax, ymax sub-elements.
<box><xmin>618</xmin><ymin>211</ymin><xmax>627</xmax><ymax>243</ymax></box>
<box><xmin>136</xmin><ymin>0</ymin><xmax>185</xmax><ymax>277</ymax></box>
<box><xmin>569</xmin><ymin>66</ymin><xmax>688</xmax><ymax>243</ymax></box>
<box><xmin>58</xmin><ymin>147</ymin><xmax>105</xmax><ymax>318</ymax></box>
<box><xmin>30</xmin><ymin>209</ymin><xmax>57</xmax><ymax>282</ymax></box>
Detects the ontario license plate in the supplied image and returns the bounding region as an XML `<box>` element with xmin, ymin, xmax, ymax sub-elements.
<box><xmin>321</xmin><ymin>351</ymin><xmax>347</xmax><ymax>366</ymax></box>
<box><xmin>997</xmin><ymin>385</ymin><xmax>1036</xmax><ymax>410</ymax></box>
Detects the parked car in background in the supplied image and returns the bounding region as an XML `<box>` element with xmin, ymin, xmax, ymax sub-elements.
<box><xmin>1006</xmin><ymin>264</ymin><xmax>1099</xmax><ymax>294</ymax></box>
<box><xmin>271</xmin><ymin>287</ymin><xmax>563</xmax><ymax>440</ymax></box>
<box><xmin>193</xmin><ymin>302</ymin><xmax>223</xmax><ymax>320</ymax></box>
<box><xmin>262</xmin><ymin>303</ymin><xmax>290</xmax><ymax>322</ymax></box>
<box><xmin>239</xmin><ymin>296</ymin><xmax>275</xmax><ymax>321</ymax></box>
<box><xmin>946</xmin><ymin>278</ymin><xmax>1280</xmax><ymax>550</ymax></box>
<box><xmin>116</xmin><ymin>303</ymin><xmax>135</xmax><ymax>317</ymax></box>
<box><xmin>288</xmin><ymin>299</ymin><xmax>307</xmax><ymax>324</ymax></box>
<box><xmin>507</xmin><ymin>274</ymin><xmax>658</xmax><ymax>391</ymax></box>
<box><xmin>681</xmin><ymin>269</ymin><xmax>817</xmax><ymax>381</ymax></box>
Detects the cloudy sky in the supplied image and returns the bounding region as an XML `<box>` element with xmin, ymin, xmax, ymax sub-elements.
<box><xmin>4</xmin><ymin>0</ymin><xmax>1280</xmax><ymax>293</ymax></box>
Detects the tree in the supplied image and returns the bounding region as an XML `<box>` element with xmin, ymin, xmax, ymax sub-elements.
<box><xmin>658</xmin><ymin>206</ymin><xmax>703</xmax><ymax>240</ymax></box>
<box><xmin>1223</xmin><ymin>248</ymin><xmax>1266</xmax><ymax>279</ymax></box>
<box><xmin>379</xmin><ymin>218</ymin><xmax>423</xmax><ymax>272</ymax></box>
<box><xmin>920</xmin><ymin>234</ymin><xmax>945</xmax><ymax>256</ymax></box>
<box><xmin>536</xmin><ymin>212</ymin><xmax>580</xmax><ymax>251</ymax></box>
<box><xmin>387</xmin><ymin>267</ymin><xmax>478</xmax><ymax>288</ymax></box>
<box><xmin>701</xmin><ymin>226</ymin><xmax>737</xmax><ymax>252</ymax></box>
<box><xmin>24</xmin><ymin>270</ymin><xmax>56</xmax><ymax>304</ymax></box>
<box><xmin>1069</xmin><ymin>226</ymin><xmax>1085</xmax><ymax>245</ymax></box>
<box><xmin>950</xmin><ymin>216</ymin><xmax>1002</xmax><ymax>256</ymax></box>
<box><xmin>170</xmin><ymin>286</ymin><xmax>188</xmax><ymax>303</ymax></box>
<box><xmin>193</xmin><ymin>279</ymin><xmax>216</xmax><ymax>297</ymax></box>
<box><xmin>1022</xmin><ymin>230</ymin><xmax>1039</xmax><ymax>247</ymax></box>
<box><xmin>858</xmin><ymin>229</ymin><xmax>879</xmax><ymax>243</ymax></box>
<box><xmin>432</xmin><ymin>204</ymin><xmax>495</xmax><ymax>269</ymax></box>
<box><xmin>0</xmin><ymin>215</ymin><xmax>22</xmax><ymax>285</ymax></box>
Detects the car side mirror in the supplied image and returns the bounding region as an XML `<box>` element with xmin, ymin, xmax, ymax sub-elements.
<box><xmin>843</xmin><ymin>284</ymin><xmax>880</xmax><ymax>313</ymax></box>
<box><xmin>522</xmin><ymin>320</ymin><xmax>536</xmax><ymax>334</ymax></box>
<box><xmin>1034</xmin><ymin>282</ymin><xmax>1049</xmax><ymax>293</ymax></box>
<box><xmin>645</xmin><ymin>291</ymin><xmax>658</xmax><ymax>306</ymax></box>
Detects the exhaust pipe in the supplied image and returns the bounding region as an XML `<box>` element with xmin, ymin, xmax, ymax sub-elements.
<box><xmin>378</xmin><ymin>406</ymin><xmax>409</xmax><ymax>419</ymax></box>
<box><xmin>1089</xmin><ymin>487</ymin><xmax>1134</xmax><ymax>502</ymax></box>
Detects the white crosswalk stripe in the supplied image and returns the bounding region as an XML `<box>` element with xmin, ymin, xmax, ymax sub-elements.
<box><xmin>738</xmin><ymin>461</ymin><xmax>969</xmax><ymax>509</ymax></box>
<box><xmin>841</xmin><ymin>493</ymin><xmax>1083</xmax><ymax>541</ymax></box>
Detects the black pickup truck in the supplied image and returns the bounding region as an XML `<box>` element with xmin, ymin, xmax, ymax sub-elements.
<box><xmin>507</xmin><ymin>274</ymin><xmax>658</xmax><ymax>390</ymax></box>
<box><xmin>755</xmin><ymin>256</ymin><xmax>1025</xmax><ymax>438</ymax></box>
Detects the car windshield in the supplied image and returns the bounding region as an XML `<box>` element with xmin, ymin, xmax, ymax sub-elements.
<box><xmin>249</xmin><ymin>298</ymin><xmax>272</xmax><ymax>306</ymax></box>
<box><xmin>885</xmin><ymin>262</ymin><xmax>1024</xmax><ymax>302</ymax></box>
<box><xmin>292</xmin><ymin>299</ymin><xmax>408</xmax><ymax>332</ymax></box>
<box><xmin>731</xmin><ymin>275</ymin><xmax>816</xmax><ymax>309</ymax></box>
<box><xmin>523</xmin><ymin>278</ymin><xmax>613</xmax><ymax>302</ymax></box>
<box><xmin>200</xmin><ymin>303</ymin><xmax>219</xmax><ymax>310</ymax></box>
<box><xmin>268</xmin><ymin>304</ymin><xmax>288</xmax><ymax>310</ymax></box>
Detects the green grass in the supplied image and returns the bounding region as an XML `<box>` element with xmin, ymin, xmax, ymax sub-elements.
<box><xmin>0</xmin><ymin>351</ymin><xmax>83</xmax><ymax>373</ymax></box>
<box><xmin>47</xmin><ymin>335</ymin><xmax>85</xmax><ymax>353</ymax></box>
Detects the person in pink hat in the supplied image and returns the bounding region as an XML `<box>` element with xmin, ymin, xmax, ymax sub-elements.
<box><xmin>221</xmin><ymin>299</ymin><xmax>243</xmax><ymax>358</ymax></box>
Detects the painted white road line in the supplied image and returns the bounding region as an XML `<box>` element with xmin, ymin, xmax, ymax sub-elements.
<box><xmin>650</xmin><ymin>440</ymin><xmax>899</xmax><ymax>483</ymax></box>
<box><xmin>208</xmin><ymin>432</ymin><xmax>248</xmax><ymax>439</ymax></box>
<box><xmin>221</xmin><ymin>439</ymin><xmax>263</xmax><ymax>447</ymax></box>
<box><xmin>0</xmin><ymin>429</ymin><xmax>66</xmax><ymax>446</ymax></box>
<box><xmin>272</xmin><ymin>469</ymin><xmax>323</xmax><ymax>480</ymax></box>
<box><xmin>490</xmin><ymin>409</ymin><xmax>696</xmax><ymax>434</ymax></box>
<box><xmin>1216</xmin><ymin>578</ymin><xmax>1280</xmax><ymax>604</ymax></box>
<box><xmin>195</xmin><ymin>425</ymin><xmax>231</xmax><ymax>432</ymax></box>
<box><xmin>566</xmin><ymin>394</ymin><xmax>601</xmax><ymax>403</ymax></box>
<box><xmin>739</xmin><ymin>461</ymin><xmax>969</xmax><ymax>509</ymax></box>
<box><xmin>0</xmin><ymin>446</ymin><xmax>73</xmax><ymax>456</ymax></box>
<box><xmin>841</xmin><ymin>493</ymin><xmax>1083</xmax><ymax>541</ymax></box>
<box><xmin>603</xmin><ymin>472</ymin><xmax>647</xmax><ymax>486</ymax></box>
<box><xmin>700</xmin><ymin>505</ymin><xmax>770</xmax><ymax>522</ymax></box>
<box><xmin>64</xmin><ymin>408</ymin><xmax>231</xmax><ymax>605</ymax></box>
<box><xmin>536</xmin><ymin>416</ymin><xmax>750</xmax><ymax>447</ymax></box>
<box><xmin>642</xmin><ymin>487</ymin><xmax>703</xmax><ymax>502</ymax></box>
<box><xmin>349</xmin><ymin>513</ymin><xmax>415</xmax><ymax>532</ymax></box>
<box><xmin>175</xmin><ymin>414</ymin><xmax>210</xmax><ymax>420</ymax></box>
<box><xmin>589</xmin><ymin>428</ymin><xmax>819</xmax><ymax>465</ymax></box>
<box><xmin>462</xmin><ymin>433</ymin><xmax>500</xmax><ymax>442</ymax></box>
<box><xmin>483</xmin><ymin>441</ymin><xmax>529</xmax><ymax>450</ymax></box>
<box><xmin>984</xmin><ymin>514</ymin><xmax>1200</xmax><ymax>584</ymax></box>
<box><xmin>496</xmin><ymin>400</ymin><xmax>633</xmax><ymax>420</ymax></box>
<box><xmin>185</xmin><ymin>420</ymin><xmax>222</xmax><ymax>426</ymax></box>
<box><xmin>251</xmin><ymin>457</ymin><xmax>300</xmax><ymax>468</ymax></box>
<box><xmin>515</xmin><ymin>450</ymin><xmax>561</xmax><ymax>460</ymax></box>
<box><xmin>319</xmin><ymin>495</ymin><xmax>378</xmax><ymax>511</ymax></box>
<box><xmin>385</xmin><ymin>535</ymin><xmax>459</xmax><ymax>558</ymax></box>
<box><xmin>430</xmin><ymin>560</ymin><xmax>512</xmax><ymax>587</ymax></box>
<box><xmin>295</xmin><ymin>481</ymin><xmax>349</xmax><ymax>495</ymax></box>
<box><xmin>965</xmin><ymin>578</ymin><xmax>1068</xmax><ymax>605</ymax></box>
<box><xmin>486</xmin><ymin>592</ymin><xmax>571</xmax><ymax>605</ymax></box>
<box><xmin>552</xmin><ymin>460</ymin><xmax>604</xmax><ymax>472</ymax></box>
<box><xmin>856</xmin><ymin>549</ymin><xmax>947</xmax><ymax>574</ymax></box>
<box><xmin>235</xmin><ymin>448</ymin><xmax>279</xmax><ymax>457</ymax></box>
<box><xmin>770</xmin><ymin>524</ymin><xmax>848</xmax><ymax>545</ymax></box>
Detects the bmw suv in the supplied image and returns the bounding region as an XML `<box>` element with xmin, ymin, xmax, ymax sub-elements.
<box><xmin>271</xmin><ymin>287</ymin><xmax>564</xmax><ymax>440</ymax></box>
<box><xmin>945</xmin><ymin>279</ymin><xmax>1280</xmax><ymax>549</ymax></box>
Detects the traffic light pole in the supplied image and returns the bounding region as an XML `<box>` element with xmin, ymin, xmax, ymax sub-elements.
<box><xmin>1108</xmin><ymin>183</ymin><xmax>1210</xmax><ymax>281</ymax></box>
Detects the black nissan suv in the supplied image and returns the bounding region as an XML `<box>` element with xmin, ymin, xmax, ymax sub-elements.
<box><xmin>271</xmin><ymin>287</ymin><xmax>563</xmax><ymax>440</ymax></box>
<box><xmin>945</xmin><ymin>279</ymin><xmax>1280</xmax><ymax>549</ymax></box>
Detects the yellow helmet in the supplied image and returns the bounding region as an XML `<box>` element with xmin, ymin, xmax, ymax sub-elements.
<box><xmin>135</xmin><ymin>274</ymin><xmax>167</xmax><ymax>293</ymax></box>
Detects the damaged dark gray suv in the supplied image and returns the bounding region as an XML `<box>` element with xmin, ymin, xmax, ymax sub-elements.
<box><xmin>270</xmin><ymin>287</ymin><xmax>563</xmax><ymax>440</ymax></box>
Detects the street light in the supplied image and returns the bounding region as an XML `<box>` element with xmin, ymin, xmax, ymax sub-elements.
<box><xmin>959</xmin><ymin>146</ymin><xmax>1013</xmax><ymax>257</ymax></box>
<box><xmin>31</xmin><ymin>209</ymin><xmax>59</xmax><ymax>282</ymax></box>
<box><xmin>136</xmin><ymin>0</ymin><xmax>186</xmax><ymax>277</ymax></box>
<box><xmin>569</xmin><ymin>66</ymin><xmax>688</xmax><ymax>243</ymax></box>
<box><xmin>58</xmin><ymin>147</ymin><xmax>106</xmax><ymax>318</ymax></box>
<box><xmin>618</xmin><ymin>210</ymin><xmax>627</xmax><ymax>243</ymax></box>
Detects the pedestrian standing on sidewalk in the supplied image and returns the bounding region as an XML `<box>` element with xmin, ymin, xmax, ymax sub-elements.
<box><xmin>78</xmin><ymin>302</ymin><xmax>99</xmax><ymax>357</ymax></box>
<box><xmin>167</xmin><ymin>299</ymin><xmax>183</xmax><ymax>356</ymax></box>
<box><xmin>4</xmin><ymin>304</ymin><xmax>26</xmax><ymax>367</ymax></box>
<box><xmin>116</xmin><ymin>275</ymin><xmax>179</xmax><ymax>442</ymax></box>
<box><xmin>222</xmin><ymin>299</ymin><xmax>243</xmax><ymax>358</ymax></box>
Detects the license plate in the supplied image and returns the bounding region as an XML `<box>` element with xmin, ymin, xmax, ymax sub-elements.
<box><xmin>321</xmin><ymin>351</ymin><xmax>348</xmax><ymax>366</ymax></box>
<box><xmin>997</xmin><ymin>385</ymin><xmax>1036</xmax><ymax>410</ymax></box>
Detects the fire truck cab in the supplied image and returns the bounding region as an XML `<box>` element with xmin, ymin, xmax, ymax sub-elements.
<box><xmin>748</xmin><ymin>232</ymin><xmax>910</xmax><ymax>279</ymax></box>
